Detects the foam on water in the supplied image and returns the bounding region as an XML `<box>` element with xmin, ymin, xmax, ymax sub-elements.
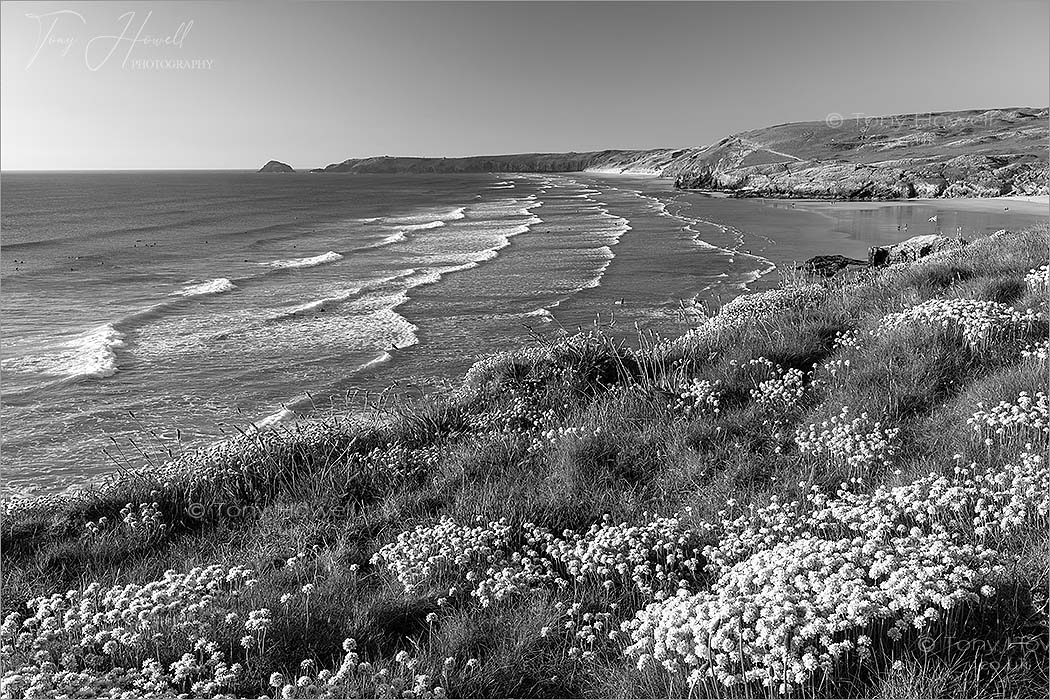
<box><xmin>401</xmin><ymin>220</ymin><xmax>446</xmax><ymax>232</ymax></box>
<box><xmin>561</xmin><ymin>179</ymin><xmax>632</xmax><ymax>290</ymax></box>
<box><xmin>65</xmin><ymin>325</ymin><xmax>127</xmax><ymax>380</ymax></box>
<box><xmin>1</xmin><ymin>324</ymin><xmax>127</xmax><ymax>381</ymax></box>
<box><xmin>270</xmin><ymin>288</ymin><xmax>364</xmax><ymax>321</ymax></box>
<box><xmin>266</xmin><ymin>251</ymin><xmax>344</xmax><ymax>269</ymax></box>
<box><xmin>524</xmin><ymin>307</ymin><xmax>555</xmax><ymax>322</ymax></box>
<box><xmin>253</xmin><ymin>407</ymin><xmax>295</xmax><ymax>430</ymax></box>
<box><xmin>383</xmin><ymin>206</ymin><xmax>466</xmax><ymax>226</ymax></box>
<box><xmin>363</xmin><ymin>206</ymin><xmax>472</xmax><ymax>250</ymax></box>
<box><xmin>174</xmin><ymin>278</ymin><xmax>238</xmax><ymax>297</ymax></box>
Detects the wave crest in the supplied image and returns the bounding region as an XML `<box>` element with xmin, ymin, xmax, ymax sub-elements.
<box><xmin>266</xmin><ymin>251</ymin><xmax>344</xmax><ymax>269</ymax></box>
<box><xmin>174</xmin><ymin>278</ymin><xmax>237</xmax><ymax>297</ymax></box>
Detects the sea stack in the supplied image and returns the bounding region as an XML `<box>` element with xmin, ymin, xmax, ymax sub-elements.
<box><xmin>258</xmin><ymin>160</ymin><xmax>295</xmax><ymax>173</ymax></box>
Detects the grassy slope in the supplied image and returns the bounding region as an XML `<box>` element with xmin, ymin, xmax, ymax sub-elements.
<box><xmin>2</xmin><ymin>227</ymin><xmax>1048</xmax><ymax>699</ymax></box>
<box><xmin>669</xmin><ymin>108</ymin><xmax>1050</xmax><ymax>198</ymax></box>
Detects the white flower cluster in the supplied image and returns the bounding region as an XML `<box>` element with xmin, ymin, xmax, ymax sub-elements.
<box><xmin>701</xmin><ymin>496</ymin><xmax>817</xmax><ymax>577</ymax></box>
<box><xmin>119</xmin><ymin>500</ymin><xmax>166</xmax><ymax>534</ymax></box>
<box><xmin>747</xmin><ymin>359</ymin><xmax>807</xmax><ymax>415</ymax></box>
<box><xmin>624</xmin><ymin>531</ymin><xmax>995</xmax><ymax>693</ymax></box>
<box><xmin>832</xmin><ymin>330</ymin><xmax>862</xmax><ymax>351</ymax></box>
<box><xmin>795</xmin><ymin>407</ymin><xmax>900</xmax><ymax>474</ymax></box>
<box><xmin>816</xmin><ymin>356</ymin><xmax>852</xmax><ymax>386</ymax></box>
<box><xmin>267</xmin><ymin>639</ymin><xmax>450</xmax><ymax>699</ymax></box>
<box><xmin>831</xmin><ymin>452</ymin><xmax>1050</xmax><ymax>541</ymax></box>
<box><xmin>374</xmin><ymin>513</ymin><xmax>713</xmax><ymax>609</ymax></box>
<box><xmin>538</xmin><ymin>424</ymin><xmax>602</xmax><ymax>448</ymax></box>
<box><xmin>0</xmin><ymin>565</ymin><xmax>256</xmax><ymax>698</ymax></box>
<box><xmin>474</xmin><ymin>382</ymin><xmax>564</xmax><ymax>446</ymax></box>
<box><xmin>877</xmin><ymin>297</ymin><xmax>1041</xmax><ymax>349</ymax></box>
<box><xmin>82</xmin><ymin>500</ymin><xmax>169</xmax><ymax>541</ymax></box>
<box><xmin>671</xmin><ymin>379</ymin><xmax>723</xmax><ymax>418</ymax></box>
<box><xmin>541</xmin><ymin>513</ymin><xmax>707</xmax><ymax>596</ymax></box>
<box><xmin>814</xmin><ymin>330</ymin><xmax>864</xmax><ymax>387</ymax></box>
<box><xmin>549</xmin><ymin>601</ymin><xmax>622</xmax><ymax>662</ymax></box>
<box><xmin>968</xmin><ymin>391</ymin><xmax>1049</xmax><ymax>442</ymax></box>
<box><xmin>1025</xmin><ymin>264</ymin><xmax>1049</xmax><ymax>294</ymax></box>
<box><xmin>623</xmin><ymin>445</ymin><xmax>1050</xmax><ymax>693</ymax></box>
<box><xmin>1020</xmin><ymin>338</ymin><xmax>1049</xmax><ymax>363</ymax></box>
<box><xmin>370</xmin><ymin>517</ymin><xmax>553</xmax><ymax>606</ymax></box>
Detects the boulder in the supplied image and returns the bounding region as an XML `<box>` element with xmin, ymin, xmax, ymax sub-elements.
<box><xmin>801</xmin><ymin>255</ymin><xmax>867</xmax><ymax>277</ymax></box>
<box><xmin>869</xmin><ymin>234</ymin><xmax>966</xmax><ymax>267</ymax></box>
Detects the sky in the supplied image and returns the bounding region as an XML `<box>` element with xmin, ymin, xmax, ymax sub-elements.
<box><xmin>2</xmin><ymin>1</ymin><xmax>1048</xmax><ymax>170</ymax></box>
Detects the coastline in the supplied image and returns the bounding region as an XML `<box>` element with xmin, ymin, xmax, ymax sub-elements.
<box><xmin>786</xmin><ymin>194</ymin><xmax>1050</xmax><ymax>215</ymax></box>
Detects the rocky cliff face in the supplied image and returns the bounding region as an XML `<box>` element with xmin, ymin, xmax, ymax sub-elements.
<box><xmin>258</xmin><ymin>160</ymin><xmax>295</xmax><ymax>173</ymax></box>
<box><xmin>669</xmin><ymin>108</ymin><xmax>1049</xmax><ymax>199</ymax></box>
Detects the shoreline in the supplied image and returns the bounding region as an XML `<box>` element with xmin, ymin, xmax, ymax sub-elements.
<box><xmin>785</xmin><ymin>194</ymin><xmax>1049</xmax><ymax>215</ymax></box>
<box><xmin>609</xmin><ymin>177</ymin><xmax>1048</xmax><ymax>211</ymax></box>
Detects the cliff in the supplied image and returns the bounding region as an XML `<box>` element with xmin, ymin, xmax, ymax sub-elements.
<box><xmin>258</xmin><ymin>160</ymin><xmax>295</xmax><ymax>173</ymax></box>
<box><xmin>668</xmin><ymin>107</ymin><xmax>1049</xmax><ymax>198</ymax></box>
<box><xmin>308</xmin><ymin>150</ymin><xmax>673</xmax><ymax>174</ymax></box>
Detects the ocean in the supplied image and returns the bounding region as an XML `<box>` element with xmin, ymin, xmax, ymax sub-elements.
<box><xmin>2</xmin><ymin>171</ymin><xmax>1043</xmax><ymax>496</ymax></box>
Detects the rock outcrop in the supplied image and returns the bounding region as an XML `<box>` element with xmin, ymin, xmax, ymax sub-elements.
<box><xmin>801</xmin><ymin>255</ymin><xmax>868</xmax><ymax>277</ymax></box>
<box><xmin>258</xmin><ymin>160</ymin><xmax>295</xmax><ymax>173</ymax></box>
<box><xmin>869</xmin><ymin>235</ymin><xmax>966</xmax><ymax>267</ymax></box>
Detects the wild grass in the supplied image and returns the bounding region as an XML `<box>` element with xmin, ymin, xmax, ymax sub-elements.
<box><xmin>2</xmin><ymin>226</ymin><xmax>1047</xmax><ymax>699</ymax></box>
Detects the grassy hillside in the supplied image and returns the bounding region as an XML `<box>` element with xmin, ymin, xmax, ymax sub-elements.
<box><xmin>668</xmin><ymin>107</ymin><xmax>1050</xmax><ymax>198</ymax></box>
<box><xmin>3</xmin><ymin>227</ymin><xmax>1048</xmax><ymax>699</ymax></box>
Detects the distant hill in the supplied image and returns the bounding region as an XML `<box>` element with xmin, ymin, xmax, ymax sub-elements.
<box><xmin>302</xmin><ymin>107</ymin><xmax>1049</xmax><ymax>199</ymax></box>
<box><xmin>258</xmin><ymin>160</ymin><xmax>295</xmax><ymax>173</ymax></box>
<box><xmin>307</xmin><ymin>150</ymin><xmax>677</xmax><ymax>175</ymax></box>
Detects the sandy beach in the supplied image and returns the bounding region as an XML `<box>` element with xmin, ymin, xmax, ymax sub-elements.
<box><xmin>787</xmin><ymin>194</ymin><xmax>1049</xmax><ymax>215</ymax></box>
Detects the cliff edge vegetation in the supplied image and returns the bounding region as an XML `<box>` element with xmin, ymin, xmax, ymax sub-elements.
<box><xmin>3</xmin><ymin>226</ymin><xmax>1049</xmax><ymax>699</ymax></box>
